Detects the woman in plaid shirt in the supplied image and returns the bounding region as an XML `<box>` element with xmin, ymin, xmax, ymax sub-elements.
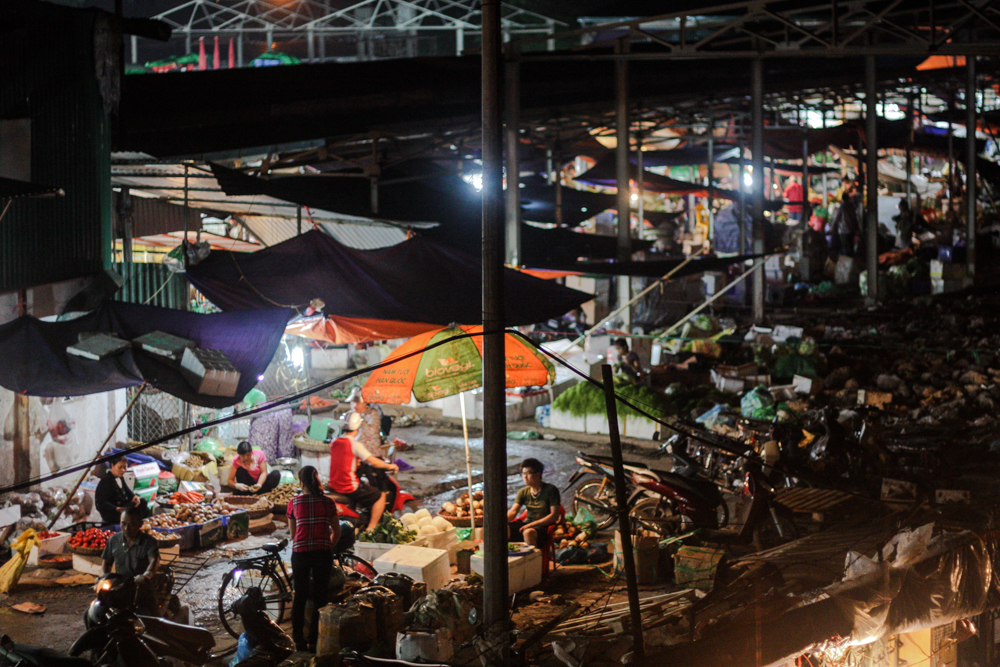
<box><xmin>286</xmin><ymin>465</ymin><xmax>340</xmax><ymax>652</ymax></box>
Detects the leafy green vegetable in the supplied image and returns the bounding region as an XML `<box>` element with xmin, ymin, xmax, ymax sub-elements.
<box><xmin>552</xmin><ymin>379</ymin><xmax>738</xmax><ymax>420</ymax></box>
<box><xmin>358</xmin><ymin>513</ymin><xmax>417</xmax><ymax>544</ymax></box>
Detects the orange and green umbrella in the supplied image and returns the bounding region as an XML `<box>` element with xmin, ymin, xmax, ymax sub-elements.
<box><xmin>362</xmin><ymin>325</ymin><xmax>554</xmax><ymax>405</ymax></box>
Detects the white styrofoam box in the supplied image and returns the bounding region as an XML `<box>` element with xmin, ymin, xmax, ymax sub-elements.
<box><xmin>299</xmin><ymin>450</ymin><xmax>331</xmax><ymax>484</ymax></box>
<box><xmin>770</xmin><ymin>385</ymin><xmax>797</xmax><ymax>401</ymax></box>
<box><xmin>424</xmin><ymin>528</ymin><xmax>459</xmax><ymax>565</ymax></box>
<box><xmin>470</xmin><ymin>547</ymin><xmax>542</xmax><ymax>596</ymax></box>
<box><xmin>27</xmin><ymin>531</ymin><xmax>72</xmax><ymax>566</ymax></box>
<box><xmin>374</xmin><ymin>545</ymin><xmax>451</xmax><ymax>590</ymax></box>
<box><xmin>72</xmin><ymin>552</ymin><xmax>105</xmax><ymax>577</ymax></box>
<box><xmin>651</xmin><ymin>344</ymin><xmax>663</xmax><ymax>366</ymax></box>
<box><xmin>770</xmin><ymin>325</ymin><xmax>804</xmax><ymax>342</ymax></box>
<box><xmin>397</xmin><ymin>628</ymin><xmax>453</xmax><ymax>662</ymax></box>
<box><xmin>355</xmin><ymin>536</ymin><xmax>429</xmax><ymax>564</ymax></box>
<box><xmin>549</xmin><ymin>409</ymin><xmax>586</xmax><ymax>433</ymax></box>
<box><xmin>793</xmin><ymin>375</ymin><xmax>824</xmax><ymax>395</ymax></box>
<box><xmin>622</xmin><ymin>415</ymin><xmax>659</xmax><ymax>440</ymax></box>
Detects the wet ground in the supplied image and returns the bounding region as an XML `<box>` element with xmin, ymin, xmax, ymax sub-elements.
<box><xmin>0</xmin><ymin>416</ymin><xmax>636</xmax><ymax>655</ymax></box>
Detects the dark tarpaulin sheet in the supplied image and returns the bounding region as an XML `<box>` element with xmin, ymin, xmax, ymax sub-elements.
<box><xmin>210</xmin><ymin>163</ymin><xmax>614</xmax><ymax>228</ymax></box>
<box><xmin>185</xmin><ymin>229</ymin><xmax>591</xmax><ymax>327</ymax></box>
<box><xmin>526</xmin><ymin>251</ymin><xmax>772</xmax><ymax>279</ymax></box>
<box><xmin>0</xmin><ymin>302</ymin><xmax>293</xmax><ymax>408</ymax></box>
<box><xmin>638</xmin><ymin>144</ymin><xmax>740</xmax><ymax>167</ymax></box>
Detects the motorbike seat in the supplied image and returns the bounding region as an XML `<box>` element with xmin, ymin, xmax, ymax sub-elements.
<box><xmin>9</xmin><ymin>643</ymin><xmax>94</xmax><ymax>667</ymax></box>
<box><xmin>326</xmin><ymin>491</ymin><xmax>353</xmax><ymax>505</ymax></box>
<box><xmin>647</xmin><ymin>468</ymin><xmax>720</xmax><ymax>501</ymax></box>
<box><xmin>140</xmin><ymin>616</ymin><xmax>215</xmax><ymax>650</ymax></box>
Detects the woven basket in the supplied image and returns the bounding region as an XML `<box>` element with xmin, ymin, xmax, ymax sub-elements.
<box><xmin>68</xmin><ymin>544</ymin><xmax>105</xmax><ymax>557</ymax></box>
<box><xmin>293</xmin><ymin>433</ymin><xmax>329</xmax><ymax>453</ymax></box>
<box><xmin>147</xmin><ymin>531</ymin><xmax>182</xmax><ymax>549</ymax></box>
<box><xmin>222</xmin><ymin>495</ymin><xmax>274</xmax><ymax>520</ymax></box>
<box><xmin>38</xmin><ymin>555</ymin><xmax>74</xmax><ymax>570</ymax></box>
<box><xmin>436</xmin><ymin>511</ymin><xmax>481</xmax><ymax>528</ymax></box>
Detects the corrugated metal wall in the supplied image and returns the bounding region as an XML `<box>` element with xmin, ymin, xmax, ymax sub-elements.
<box><xmin>0</xmin><ymin>9</ymin><xmax>112</xmax><ymax>292</ymax></box>
<box><xmin>113</xmin><ymin>262</ymin><xmax>188</xmax><ymax>310</ymax></box>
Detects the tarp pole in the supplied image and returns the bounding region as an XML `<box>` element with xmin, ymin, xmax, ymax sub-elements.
<box><xmin>966</xmin><ymin>56</ymin><xmax>977</xmax><ymax>280</ymax></box>
<box><xmin>751</xmin><ymin>57</ymin><xmax>766</xmax><ymax>322</ymax></box>
<box><xmin>504</xmin><ymin>42</ymin><xmax>521</xmax><ymax>266</ymax></box>
<box><xmin>738</xmin><ymin>125</ymin><xmax>747</xmax><ymax>254</ymax></box>
<box><xmin>481</xmin><ymin>0</ymin><xmax>509</xmax><ymax>661</ymax></box>
<box><xmin>865</xmin><ymin>55</ymin><xmax>879</xmax><ymax>307</ymax></box>
<box><xmin>601</xmin><ymin>363</ymin><xmax>644</xmax><ymax>659</ymax></box>
<box><xmin>706</xmin><ymin>116</ymin><xmax>714</xmax><ymax>242</ymax></box>
<box><xmin>635</xmin><ymin>132</ymin><xmax>644</xmax><ymax>230</ymax></box>
<box><xmin>46</xmin><ymin>384</ymin><xmax>147</xmax><ymax>530</ymax></box>
<box><xmin>905</xmin><ymin>89</ymin><xmax>914</xmax><ymax>205</ymax></box>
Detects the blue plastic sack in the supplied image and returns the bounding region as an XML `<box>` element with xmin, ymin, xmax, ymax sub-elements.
<box><xmin>228</xmin><ymin>633</ymin><xmax>254</xmax><ymax>667</ymax></box>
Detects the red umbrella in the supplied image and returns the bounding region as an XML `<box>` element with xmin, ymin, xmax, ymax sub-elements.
<box><xmin>198</xmin><ymin>37</ymin><xmax>206</xmax><ymax>71</ymax></box>
<box><xmin>213</xmin><ymin>36</ymin><xmax>220</xmax><ymax>70</ymax></box>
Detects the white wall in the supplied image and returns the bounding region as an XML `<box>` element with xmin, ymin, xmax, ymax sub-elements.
<box><xmin>0</xmin><ymin>388</ymin><xmax>128</xmax><ymax>490</ymax></box>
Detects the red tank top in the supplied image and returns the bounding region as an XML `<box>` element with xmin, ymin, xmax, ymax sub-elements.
<box><xmin>328</xmin><ymin>437</ymin><xmax>360</xmax><ymax>493</ymax></box>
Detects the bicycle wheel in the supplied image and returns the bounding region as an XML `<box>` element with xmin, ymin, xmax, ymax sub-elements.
<box><xmin>334</xmin><ymin>552</ymin><xmax>378</xmax><ymax>581</ymax></box>
<box><xmin>218</xmin><ymin>565</ymin><xmax>287</xmax><ymax>639</ymax></box>
<box><xmin>572</xmin><ymin>480</ymin><xmax>617</xmax><ymax>530</ymax></box>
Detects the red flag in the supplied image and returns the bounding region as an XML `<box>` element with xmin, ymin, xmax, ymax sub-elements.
<box><xmin>198</xmin><ymin>37</ymin><xmax>206</xmax><ymax>70</ymax></box>
<box><xmin>228</xmin><ymin>37</ymin><xmax>235</xmax><ymax>69</ymax></box>
<box><xmin>213</xmin><ymin>36</ymin><xmax>220</xmax><ymax>69</ymax></box>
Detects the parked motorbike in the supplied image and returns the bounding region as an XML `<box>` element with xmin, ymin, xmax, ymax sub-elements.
<box><xmin>228</xmin><ymin>587</ymin><xmax>296</xmax><ymax>666</ymax></box>
<box><xmin>79</xmin><ymin>573</ymin><xmax>216</xmax><ymax>666</ymax></box>
<box><xmin>1</xmin><ymin>634</ymin><xmax>93</xmax><ymax>667</ymax></box>
<box><xmin>628</xmin><ymin>447</ymin><xmax>731</xmax><ymax>536</ymax></box>
<box><xmin>631</xmin><ymin>451</ymin><xmax>798</xmax><ymax>551</ymax></box>
<box><xmin>566</xmin><ymin>451</ymin><xmax>647</xmax><ymax>530</ymax></box>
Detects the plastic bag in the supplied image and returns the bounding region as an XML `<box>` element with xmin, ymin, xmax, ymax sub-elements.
<box><xmin>195</xmin><ymin>437</ymin><xmax>225</xmax><ymax>460</ymax></box>
<box><xmin>556</xmin><ymin>545</ymin><xmax>590</xmax><ymax>565</ymax></box>
<box><xmin>741</xmin><ymin>386</ymin><xmax>776</xmax><ymax>421</ymax></box>
<box><xmin>0</xmin><ymin>528</ymin><xmax>41</xmax><ymax>594</ymax></box>
<box><xmin>507</xmin><ymin>430</ymin><xmax>540</xmax><ymax>440</ymax></box>
<box><xmin>571</xmin><ymin>507</ymin><xmax>598</xmax><ymax>538</ymax></box>
<box><xmin>228</xmin><ymin>633</ymin><xmax>253</xmax><ymax>667</ymax></box>
<box><xmin>278</xmin><ymin>470</ymin><xmax>296</xmax><ymax>486</ymax></box>
<box><xmin>586</xmin><ymin>543</ymin><xmax>610</xmax><ymax>564</ymax></box>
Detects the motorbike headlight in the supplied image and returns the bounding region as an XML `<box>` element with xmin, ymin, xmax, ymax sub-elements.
<box><xmin>232</xmin><ymin>569</ymin><xmax>243</xmax><ymax>582</ymax></box>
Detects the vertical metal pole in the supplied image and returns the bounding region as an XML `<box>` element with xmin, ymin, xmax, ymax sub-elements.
<box><xmin>504</xmin><ymin>43</ymin><xmax>521</xmax><ymax>266</ymax></box>
<box><xmin>297</xmin><ymin>205</ymin><xmax>303</xmax><ymax>236</ymax></box>
<box><xmin>554</xmin><ymin>144</ymin><xmax>564</xmax><ymax>225</ymax></box>
<box><xmin>615</xmin><ymin>38</ymin><xmax>631</xmax><ymax>332</ymax></box>
<box><xmin>706</xmin><ymin>116</ymin><xmax>715</xmax><ymax>241</ymax></box>
<box><xmin>801</xmin><ymin>131</ymin><xmax>810</xmax><ymax>223</ymax></box>
<box><xmin>615</xmin><ymin>38</ymin><xmax>631</xmax><ymax>262</ymax></box>
<box><xmin>635</xmin><ymin>133</ymin><xmax>644</xmax><ymax>230</ymax></box>
<box><xmin>948</xmin><ymin>83</ymin><xmax>955</xmax><ymax>199</ymax></box>
<box><xmin>905</xmin><ymin>90</ymin><xmax>914</xmax><ymax>204</ymax></box>
<box><xmin>131</xmin><ymin>35</ymin><xmax>138</xmax><ymax>64</ymax></box>
<box><xmin>966</xmin><ymin>56</ymin><xmax>977</xmax><ymax>280</ymax></box>
<box><xmin>822</xmin><ymin>107</ymin><xmax>829</xmax><ymax>207</ymax></box>
<box><xmin>183</xmin><ymin>164</ymin><xmax>189</xmax><ymax>270</ymax></box>
<box><xmin>865</xmin><ymin>55</ymin><xmax>879</xmax><ymax>307</ymax></box>
<box><xmin>481</xmin><ymin>0</ymin><xmax>508</xmax><ymax>663</ymax></box>
<box><xmin>308</xmin><ymin>28</ymin><xmax>315</xmax><ymax>62</ymax></box>
<box><xmin>600</xmin><ymin>364</ymin><xmax>644</xmax><ymax>659</ymax></box>
<box><xmin>751</xmin><ymin>57</ymin><xmax>765</xmax><ymax>322</ymax></box>
<box><xmin>456</xmin><ymin>27</ymin><xmax>464</xmax><ymax>55</ymax></box>
<box><xmin>738</xmin><ymin>127</ymin><xmax>746</xmax><ymax>254</ymax></box>
<box><xmin>237</xmin><ymin>33</ymin><xmax>244</xmax><ymax>67</ymax></box>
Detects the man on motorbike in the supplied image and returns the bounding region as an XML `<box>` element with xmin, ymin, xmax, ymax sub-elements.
<box><xmin>328</xmin><ymin>412</ymin><xmax>398</xmax><ymax>532</ymax></box>
<box><xmin>506</xmin><ymin>458</ymin><xmax>561</xmax><ymax>548</ymax></box>
<box><xmin>99</xmin><ymin>506</ymin><xmax>163</xmax><ymax>615</ymax></box>
<box><xmin>348</xmin><ymin>387</ymin><xmax>384</xmax><ymax>454</ymax></box>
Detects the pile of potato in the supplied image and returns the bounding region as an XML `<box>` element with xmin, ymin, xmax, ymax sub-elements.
<box><xmin>553</xmin><ymin>522</ymin><xmax>591</xmax><ymax>550</ymax></box>
<box><xmin>145</xmin><ymin>513</ymin><xmax>191</xmax><ymax>530</ymax></box>
<box><xmin>441</xmin><ymin>491</ymin><xmax>484</xmax><ymax>520</ymax></box>
<box><xmin>141</xmin><ymin>524</ymin><xmax>179</xmax><ymax>541</ymax></box>
<box><xmin>402</xmin><ymin>508</ymin><xmax>454</xmax><ymax>536</ymax></box>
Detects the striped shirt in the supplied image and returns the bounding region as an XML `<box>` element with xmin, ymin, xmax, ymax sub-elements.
<box><xmin>286</xmin><ymin>494</ymin><xmax>338</xmax><ymax>552</ymax></box>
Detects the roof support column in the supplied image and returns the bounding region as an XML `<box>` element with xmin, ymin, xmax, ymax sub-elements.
<box><xmin>615</xmin><ymin>37</ymin><xmax>631</xmax><ymax>331</ymax></box>
<box><xmin>504</xmin><ymin>43</ymin><xmax>521</xmax><ymax>266</ymax></box>
<box><xmin>737</xmin><ymin>126</ymin><xmax>746</xmax><ymax>255</ymax></box>
<box><xmin>480</xmin><ymin>0</ymin><xmax>509</xmax><ymax>664</ymax></box>
<box><xmin>966</xmin><ymin>56</ymin><xmax>977</xmax><ymax>280</ymax></box>
<box><xmin>706</xmin><ymin>116</ymin><xmax>714</xmax><ymax>242</ymax></box>
<box><xmin>864</xmin><ymin>55</ymin><xmax>878</xmax><ymax>307</ymax></box>
<box><xmin>751</xmin><ymin>57</ymin><xmax>765</xmax><ymax>323</ymax></box>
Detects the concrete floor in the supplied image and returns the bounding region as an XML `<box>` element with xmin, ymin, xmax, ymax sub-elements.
<box><xmin>1</xmin><ymin>414</ymin><xmax>650</xmax><ymax>655</ymax></box>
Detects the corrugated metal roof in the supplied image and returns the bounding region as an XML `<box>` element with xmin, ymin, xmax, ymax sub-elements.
<box><xmin>240</xmin><ymin>216</ymin><xmax>406</xmax><ymax>249</ymax></box>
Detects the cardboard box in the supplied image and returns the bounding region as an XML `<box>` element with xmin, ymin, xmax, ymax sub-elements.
<box><xmin>198</xmin><ymin>517</ymin><xmax>225</xmax><ymax>549</ymax></box>
<box><xmin>180</xmin><ymin>347</ymin><xmax>241</xmax><ymax>397</ymax></box>
<box><xmin>674</xmin><ymin>546</ymin><xmax>724</xmax><ymax>590</ymax></box>
<box><xmin>716</xmin><ymin>363</ymin><xmax>759</xmax><ymax>378</ymax></box>
<box><xmin>935</xmin><ymin>489</ymin><xmax>971</xmax><ymax>505</ymax></box>
<box><xmin>67</xmin><ymin>334</ymin><xmax>130</xmax><ymax>361</ymax></box>
<box><xmin>72</xmin><ymin>552</ymin><xmax>105</xmax><ymax>577</ymax></box>
<box><xmin>375</xmin><ymin>545</ymin><xmax>451</xmax><ymax>591</ymax></box>
<box><xmin>793</xmin><ymin>375</ymin><xmax>824</xmax><ymax>395</ymax></box>
<box><xmin>858</xmin><ymin>390</ymin><xmax>892</xmax><ymax>408</ymax></box>
<box><xmin>130</xmin><ymin>462</ymin><xmax>161</xmax><ymax>490</ymax></box>
<box><xmin>470</xmin><ymin>547</ymin><xmax>542</xmax><ymax>596</ymax></box>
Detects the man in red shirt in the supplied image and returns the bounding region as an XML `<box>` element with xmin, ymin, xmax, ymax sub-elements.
<box><xmin>328</xmin><ymin>412</ymin><xmax>398</xmax><ymax>532</ymax></box>
<box><xmin>784</xmin><ymin>177</ymin><xmax>804</xmax><ymax>222</ymax></box>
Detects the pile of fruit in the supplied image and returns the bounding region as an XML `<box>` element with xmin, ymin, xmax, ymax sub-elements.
<box><xmin>69</xmin><ymin>528</ymin><xmax>113</xmax><ymax>551</ymax></box>
<box><xmin>145</xmin><ymin>501</ymin><xmax>244</xmax><ymax>529</ymax></box>
<box><xmin>140</xmin><ymin>525</ymin><xmax>179</xmax><ymax>542</ymax></box>
<box><xmin>553</xmin><ymin>521</ymin><xmax>591</xmax><ymax>550</ymax></box>
<box><xmin>441</xmin><ymin>491</ymin><xmax>483</xmax><ymax>521</ymax></box>
<box><xmin>299</xmin><ymin>396</ymin><xmax>334</xmax><ymax>411</ymax></box>
<box><xmin>401</xmin><ymin>509</ymin><xmax>452</xmax><ymax>536</ymax></box>
<box><xmin>145</xmin><ymin>513</ymin><xmax>190</xmax><ymax>530</ymax></box>
<box><xmin>37</xmin><ymin>530</ymin><xmax>62</xmax><ymax>540</ymax></box>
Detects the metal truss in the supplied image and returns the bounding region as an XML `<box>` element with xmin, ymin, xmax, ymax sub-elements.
<box><xmin>152</xmin><ymin>0</ymin><xmax>562</xmax><ymax>52</ymax></box>
<box><xmin>520</xmin><ymin>0</ymin><xmax>1000</xmax><ymax>58</ymax></box>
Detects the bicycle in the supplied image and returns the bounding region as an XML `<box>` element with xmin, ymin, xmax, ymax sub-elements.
<box><xmin>217</xmin><ymin>538</ymin><xmax>379</xmax><ymax>639</ymax></box>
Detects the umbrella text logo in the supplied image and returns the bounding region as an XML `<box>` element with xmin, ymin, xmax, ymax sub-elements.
<box><xmin>425</xmin><ymin>360</ymin><xmax>473</xmax><ymax>377</ymax></box>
